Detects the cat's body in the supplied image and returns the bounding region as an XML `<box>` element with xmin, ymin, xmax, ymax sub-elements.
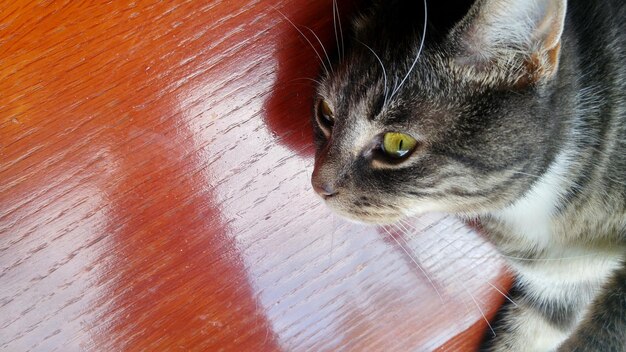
<box><xmin>310</xmin><ymin>0</ymin><xmax>625</xmax><ymax>350</ymax></box>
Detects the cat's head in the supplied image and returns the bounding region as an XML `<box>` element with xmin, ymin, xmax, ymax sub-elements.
<box><xmin>311</xmin><ymin>0</ymin><xmax>568</xmax><ymax>223</ymax></box>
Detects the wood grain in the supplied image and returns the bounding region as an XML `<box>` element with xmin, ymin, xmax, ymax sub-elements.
<box><xmin>0</xmin><ymin>1</ymin><xmax>511</xmax><ymax>351</ymax></box>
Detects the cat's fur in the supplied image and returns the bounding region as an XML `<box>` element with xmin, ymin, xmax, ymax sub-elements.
<box><xmin>310</xmin><ymin>0</ymin><xmax>626</xmax><ymax>350</ymax></box>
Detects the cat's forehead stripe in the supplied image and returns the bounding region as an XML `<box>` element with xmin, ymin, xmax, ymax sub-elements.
<box><xmin>339</xmin><ymin>101</ymin><xmax>377</xmax><ymax>155</ymax></box>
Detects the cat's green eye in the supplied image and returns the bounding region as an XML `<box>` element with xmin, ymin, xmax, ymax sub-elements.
<box><xmin>382</xmin><ymin>132</ymin><xmax>418</xmax><ymax>159</ymax></box>
<box><xmin>316</xmin><ymin>99</ymin><xmax>334</xmax><ymax>131</ymax></box>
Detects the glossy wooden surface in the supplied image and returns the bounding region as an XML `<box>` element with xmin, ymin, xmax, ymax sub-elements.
<box><xmin>0</xmin><ymin>1</ymin><xmax>510</xmax><ymax>351</ymax></box>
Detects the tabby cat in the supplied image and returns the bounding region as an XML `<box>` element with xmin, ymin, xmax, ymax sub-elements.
<box><xmin>310</xmin><ymin>0</ymin><xmax>626</xmax><ymax>350</ymax></box>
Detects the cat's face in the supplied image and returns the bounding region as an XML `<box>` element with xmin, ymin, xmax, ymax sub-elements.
<box><xmin>311</xmin><ymin>0</ymin><xmax>567</xmax><ymax>223</ymax></box>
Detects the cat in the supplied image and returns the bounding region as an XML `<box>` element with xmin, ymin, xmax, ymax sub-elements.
<box><xmin>309</xmin><ymin>0</ymin><xmax>626</xmax><ymax>350</ymax></box>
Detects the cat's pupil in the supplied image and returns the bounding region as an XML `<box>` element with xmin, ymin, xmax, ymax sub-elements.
<box><xmin>381</xmin><ymin>132</ymin><xmax>418</xmax><ymax>161</ymax></box>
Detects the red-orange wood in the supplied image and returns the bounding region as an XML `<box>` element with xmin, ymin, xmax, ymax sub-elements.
<box><xmin>0</xmin><ymin>1</ymin><xmax>511</xmax><ymax>351</ymax></box>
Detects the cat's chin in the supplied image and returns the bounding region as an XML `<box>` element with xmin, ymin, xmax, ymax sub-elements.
<box><xmin>322</xmin><ymin>199</ymin><xmax>442</xmax><ymax>225</ymax></box>
<box><xmin>327</xmin><ymin>207</ymin><xmax>404</xmax><ymax>225</ymax></box>
<box><xmin>345</xmin><ymin>215</ymin><xmax>402</xmax><ymax>225</ymax></box>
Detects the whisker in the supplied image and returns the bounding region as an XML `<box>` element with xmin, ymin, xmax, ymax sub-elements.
<box><xmin>358</xmin><ymin>40</ymin><xmax>389</xmax><ymax>107</ymax></box>
<box><xmin>487</xmin><ymin>282</ymin><xmax>518</xmax><ymax>307</ymax></box>
<box><xmin>409</xmin><ymin>224</ymin><xmax>603</xmax><ymax>262</ymax></box>
<box><xmin>397</xmin><ymin>220</ymin><xmax>510</xmax><ymax>331</ymax></box>
<box><xmin>394</xmin><ymin>220</ymin><xmax>415</xmax><ymax>239</ymax></box>
<box><xmin>398</xmin><ymin>218</ymin><xmax>519</xmax><ymax>308</ymax></box>
<box><xmin>401</xmin><ymin>215</ymin><xmax>604</xmax><ymax>263</ymax></box>
<box><xmin>400</xmin><ymin>218</ymin><xmax>431</xmax><ymax>231</ymax></box>
<box><xmin>289</xmin><ymin>77</ymin><xmax>324</xmax><ymax>86</ymax></box>
<box><xmin>398</xmin><ymin>218</ymin><xmax>438</xmax><ymax>239</ymax></box>
<box><xmin>391</xmin><ymin>77</ymin><xmax>399</xmax><ymax>100</ymax></box>
<box><xmin>461</xmin><ymin>281</ymin><xmax>497</xmax><ymax>338</ymax></box>
<box><xmin>334</xmin><ymin>0</ymin><xmax>345</xmax><ymax>61</ymax></box>
<box><xmin>304</xmin><ymin>26</ymin><xmax>334</xmax><ymax>74</ymax></box>
<box><xmin>332</xmin><ymin>0</ymin><xmax>341</xmax><ymax>62</ymax></box>
<box><xmin>390</xmin><ymin>0</ymin><xmax>427</xmax><ymax>98</ymax></box>
<box><xmin>275</xmin><ymin>8</ymin><xmax>330</xmax><ymax>74</ymax></box>
<box><xmin>383</xmin><ymin>224</ymin><xmax>444</xmax><ymax>303</ymax></box>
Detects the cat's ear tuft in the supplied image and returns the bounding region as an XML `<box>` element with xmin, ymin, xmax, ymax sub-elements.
<box><xmin>449</xmin><ymin>0</ymin><xmax>567</xmax><ymax>85</ymax></box>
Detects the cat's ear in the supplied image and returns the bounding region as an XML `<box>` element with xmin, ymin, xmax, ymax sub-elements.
<box><xmin>450</xmin><ymin>0</ymin><xmax>567</xmax><ymax>84</ymax></box>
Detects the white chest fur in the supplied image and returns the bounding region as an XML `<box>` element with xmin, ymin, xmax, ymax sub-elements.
<box><xmin>492</xmin><ymin>151</ymin><xmax>572</xmax><ymax>249</ymax></box>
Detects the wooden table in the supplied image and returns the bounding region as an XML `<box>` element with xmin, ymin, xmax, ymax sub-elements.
<box><xmin>0</xmin><ymin>1</ymin><xmax>510</xmax><ymax>350</ymax></box>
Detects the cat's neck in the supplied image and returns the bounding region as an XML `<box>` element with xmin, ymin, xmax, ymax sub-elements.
<box><xmin>489</xmin><ymin>150</ymin><xmax>573</xmax><ymax>250</ymax></box>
